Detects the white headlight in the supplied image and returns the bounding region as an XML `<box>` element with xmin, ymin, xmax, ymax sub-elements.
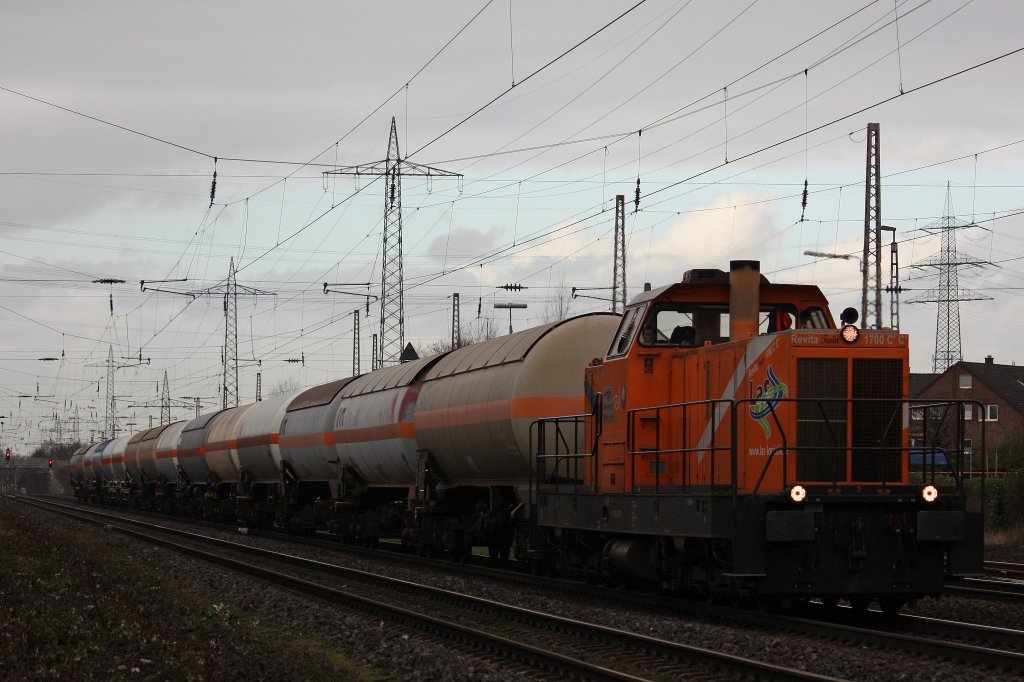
<box><xmin>841</xmin><ymin>324</ymin><xmax>859</xmax><ymax>343</ymax></box>
<box><xmin>922</xmin><ymin>485</ymin><xmax>938</xmax><ymax>503</ymax></box>
<box><xmin>790</xmin><ymin>485</ymin><xmax>807</xmax><ymax>503</ymax></box>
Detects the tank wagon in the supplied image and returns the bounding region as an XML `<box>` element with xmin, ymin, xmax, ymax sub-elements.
<box><xmin>69</xmin><ymin>262</ymin><xmax>982</xmax><ymax>611</ymax></box>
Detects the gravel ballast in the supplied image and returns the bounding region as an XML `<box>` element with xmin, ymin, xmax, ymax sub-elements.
<box><xmin>4</xmin><ymin>497</ymin><xmax>1022</xmax><ymax>681</ymax></box>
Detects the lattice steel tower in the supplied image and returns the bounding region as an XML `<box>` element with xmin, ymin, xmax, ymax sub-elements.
<box><xmin>862</xmin><ymin>123</ymin><xmax>883</xmax><ymax>329</ymax></box>
<box><xmin>352</xmin><ymin>309</ymin><xmax>360</xmax><ymax>377</ymax></box>
<box><xmin>186</xmin><ymin>258</ymin><xmax>273</xmax><ymax>408</ymax></box>
<box><xmin>160</xmin><ymin>371</ymin><xmax>171</xmax><ymax>425</ymax></box>
<box><xmin>104</xmin><ymin>346</ymin><xmax>115</xmax><ymax>439</ymax></box>
<box><xmin>907</xmin><ymin>184</ymin><xmax>990</xmax><ymax>372</ymax></box>
<box><xmin>612</xmin><ymin>195</ymin><xmax>627</xmax><ymax>313</ymax></box>
<box><xmin>451</xmin><ymin>293</ymin><xmax>461</xmax><ymax>349</ymax></box>
<box><xmin>224</xmin><ymin>258</ymin><xmax>238</xmax><ymax>408</ymax></box>
<box><xmin>324</xmin><ymin>118</ymin><xmax>461</xmax><ymax>367</ymax></box>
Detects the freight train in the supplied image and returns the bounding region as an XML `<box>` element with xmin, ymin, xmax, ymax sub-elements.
<box><xmin>68</xmin><ymin>260</ymin><xmax>983</xmax><ymax>612</ymax></box>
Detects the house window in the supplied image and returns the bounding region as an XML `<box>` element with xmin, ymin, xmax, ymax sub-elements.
<box><xmin>963</xmin><ymin>439</ymin><xmax>973</xmax><ymax>455</ymax></box>
<box><xmin>963</xmin><ymin>404</ymin><xmax>972</xmax><ymax>420</ymax></box>
<box><xmin>986</xmin><ymin>404</ymin><xmax>999</xmax><ymax>421</ymax></box>
<box><xmin>958</xmin><ymin>373</ymin><xmax>972</xmax><ymax>389</ymax></box>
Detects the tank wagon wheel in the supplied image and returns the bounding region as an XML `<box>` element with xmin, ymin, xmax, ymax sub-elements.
<box><xmin>879</xmin><ymin>597</ymin><xmax>904</xmax><ymax>617</ymax></box>
<box><xmin>849</xmin><ymin>596</ymin><xmax>872</xmax><ymax>612</ymax></box>
<box><xmin>820</xmin><ymin>596</ymin><xmax>840</xmax><ymax>610</ymax></box>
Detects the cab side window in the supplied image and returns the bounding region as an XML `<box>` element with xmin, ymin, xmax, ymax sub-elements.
<box><xmin>608</xmin><ymin>305</ymin><xmax>646</xmax><ymax>358</ymax></box>
<box><xmin>798</xmin><ymin>307</ymin><xmax>830</xmax><ymax>329</ymax></box>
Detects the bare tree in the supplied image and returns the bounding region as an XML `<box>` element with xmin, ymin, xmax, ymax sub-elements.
<box><xmin>543</xmin><ymin>274</ymin><xmax>573</xmax><ymax>323</ymax></box>
<box><xmin>418</xmin><ymin>316</ymin><xmax>500</xmax><ymax>357</ymax></box>
<box><xmin>268</xmin><ymin>375</ymin><xmax>304</xmax><ymax>397</ymax></box>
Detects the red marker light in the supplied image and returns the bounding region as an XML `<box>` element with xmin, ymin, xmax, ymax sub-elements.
<box><xmin>48</xmin><ymin>459</ymin><xmax>53</xmax><ymax>469</ymax></box>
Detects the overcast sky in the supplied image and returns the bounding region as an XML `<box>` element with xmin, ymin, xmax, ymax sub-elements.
<box><xmin>2</xmin><ymin>0</ymin><xmax>1022</xmax><ymax>451</ymax></box>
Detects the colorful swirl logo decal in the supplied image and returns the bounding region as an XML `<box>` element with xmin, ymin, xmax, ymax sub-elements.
<box><xmin>749</xmin><ymin>366</ymin><xmax>789</xmax><ymax>437</ymax></box>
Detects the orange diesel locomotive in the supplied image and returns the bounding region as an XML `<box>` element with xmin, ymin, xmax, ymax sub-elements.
<box><xmin>531</xmin><ymin>260</ymin><xmax>981</xmax><ymax>612</ymax></box>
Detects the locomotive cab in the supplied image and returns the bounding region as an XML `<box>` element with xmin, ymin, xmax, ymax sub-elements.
<box><xmin>533</xmin><ymin>260</ymin><xmax>982</xmax><ymax>612</ymax></box>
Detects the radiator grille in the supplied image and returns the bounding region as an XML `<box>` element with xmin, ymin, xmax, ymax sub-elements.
<box><xmin>851</xmin><ymin>358</ymin><xmax>903</xmax><ymax>482</ymax></box>
<box><xmin>796</xmin><ymin>358</ymin><xmax>848</xmax><ymax>482</ymax></box>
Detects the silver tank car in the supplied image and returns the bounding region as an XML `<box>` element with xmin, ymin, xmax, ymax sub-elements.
<box><xmin>330</xmin><ymin>357</ymin><xmax>437</xmax><ymax>486</ymax></box>
<box><xmin>104</xmin><ymin>435</ymin><xmax>131</xmax><ymax>483</ymax></box>
<box><xmin>236</xmin><ymin>389</ymin><xmax>303</xmax><ymax>484</ymax></box>
<box><xmin>82</xmin><ymin>441</ymin><xmax>104</xmax><ymax>483</ymax></box>
<box><xmin>414</xmin><ymin>313</ymin><xmax>618</xmax><ymax>496</ymax></box>
<box><xmin>272</xmin><ymin>314</ymin><xmax>618</xmax><ymax>495</ymax></box>
<box><xmin>154</xmin><ymin>420</ymin><xmax>188</xmax><ymax>483</ymax></box>
<box><xmin>68</xmin><ymin>445</ymin><xmax>88</xmax><ymax>486</ymax></box>
<box><xmin>177</xmin><ymin>409</ymin><xmax>226</xmax><ymax>485</ymax></box>
<box><xmin>204</xmin><ymin>405</ymin><xmax>252</xmax><ymax>485</ymax></box>
<box><xmin>124</xmin><ymin>427</ymin><xmax>154</xmax><ymax>483</ymax></box>
<box><xmin>278</xmin><ymin>377</ymin><xmax>357</xmax><ymax>483</ymax></box>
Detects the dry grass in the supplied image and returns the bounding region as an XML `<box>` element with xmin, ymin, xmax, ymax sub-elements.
<box><xmin>984</xmin><ymin>523</ymin><xmax>1024</xmax><ymax>562</ymax></box>
<box><xmin>0</xmin><ymin>498</ymin><xmax>384</xmax><ymax>681</ymax></box>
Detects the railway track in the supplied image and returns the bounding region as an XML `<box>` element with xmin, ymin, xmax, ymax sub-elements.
<box><xmin>15</xmin><ymin>495</ymin><xmax>836</xmax><ymax>681</ymax></box>
<box><xmin>985</xmin><ymin>560</ymin><xmax>1024</xmax><ymax>579</ymax></box>
<box><xmin>29</xmin><ymin>495</ymin><xmax>1024</xmax><ymax>677</ymax></box>
<box><xmin>945</xmin><ymin>576</ymin><xmax>1024</xmax><ymax>604</ymax></box>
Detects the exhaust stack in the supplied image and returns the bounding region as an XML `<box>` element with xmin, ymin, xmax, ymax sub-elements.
<box><xmin>729</xmin><ymin>260</ymin><xmax>760</xmax><ymax>341</ymax></box>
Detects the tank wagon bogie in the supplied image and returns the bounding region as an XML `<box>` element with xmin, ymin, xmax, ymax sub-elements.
<box><xmin>67</xmin><ymin>261</ymin><xmax>983</xmax><ymax>613</ymax></box>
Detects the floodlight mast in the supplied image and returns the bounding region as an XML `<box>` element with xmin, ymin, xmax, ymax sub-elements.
<box><xmin>494</xmin><ymin>302</ymin><xmax>527</xmax><ymax>335</ymax></box>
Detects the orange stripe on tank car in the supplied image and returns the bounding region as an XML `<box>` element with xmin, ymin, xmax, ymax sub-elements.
<box><xmin>416</xmin><ymin>400</ymin><xmax>509</xmax><ymax>430</ymax></box>
<box><xmin>332</xmin><ymin>422</ymin><xmax>415</xmax><ymax>444</ymax></box>
<box><xmin>155</xmin><ymin>449</ymin><xmax>178</xmax><ymax>460</ymax></box>
<box><xmin>417</xmin><ymin>396</ymin><xmax>582</xmax><ymax>429</ymax></box>
<box><xmin>177</xmin><ymin>447</ymin><xmax>206</xmax><ymax>459</ymax></box>
<box><xmin>279</xmin><ymin>432</ymin><xmax>336</xmax><ymax>449</ymax></box>
<box><xmin>235</xmin><ymin>433</ymin><xmax>281</xmax><ymax>449</ymax></box>
<box><xmin>509</xmin><ymin>396</ymin><xmax>583</xmax><ymax>419</ymax></box>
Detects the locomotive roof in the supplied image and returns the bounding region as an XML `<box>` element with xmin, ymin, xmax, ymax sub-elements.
<box><xmin>628</xmin><ymin>268</ymin><xmax>827</xmax><ymax>308</ymax></box>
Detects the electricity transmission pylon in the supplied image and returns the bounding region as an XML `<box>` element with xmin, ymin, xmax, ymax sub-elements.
<box><xmin>160</xmin><ymin>371</ymin><xmax>171</xmax><ymax>425</ymax></box>
<box><xmin>105</xmin><ymin>347</ymin><xmax>115</xmax><ymax>439</ymax></box>
<box><xmin>907</xmin><ymin>183</ymin><xmax>991</xmax><ymax>372</ymax></box>
<box><xmin>324</xmin><ymin>117</ymin><xmax>462</xmax><ymax>367</ymax></box>
<box><xmin>191</xmin><ymin>258</ymin><xmax>273</xmax><ymax>408</ymax></box>
<box><xmin>92</xmin><ymin>345</ymin><xmax>149</xmax><ymax>439</ymax></box>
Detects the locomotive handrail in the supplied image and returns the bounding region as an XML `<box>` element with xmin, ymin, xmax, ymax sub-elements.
<box><xmin>626</xmin><ymin>398</ymin><xmax>734</xmax><ymax>494</ymax></box>
<box><xmin>530</xmin><ymin>413</ymin><xmax>594</xmax><ymax>496</ymax></box>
